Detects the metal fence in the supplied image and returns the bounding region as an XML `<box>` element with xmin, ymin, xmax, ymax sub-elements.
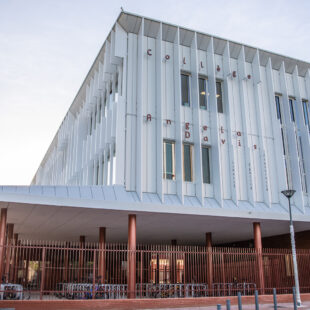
<box><xmin>0</xmin><ymin>241</ymin><xmax>309</xmax><ymax>300</ymax></box>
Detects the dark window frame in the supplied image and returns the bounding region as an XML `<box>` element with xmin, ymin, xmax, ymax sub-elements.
<box><xmin>216</xmin><ymin>80</ymin><xmax>223</xmax><ymax>113</ymax></box>
<box><xmin>289</xmin><ymin>98</ymin><xmax>295</xmax><ymax>122</ymax></box>
<box><xmin>181</xmin><ymin>72</ymin><xmax>191</xmax><ymax>107</ymax></box>
<box><xmin>199</xmin><ymin>76</ymin><xmax>208</xmax><ymax>110</ymax></box>
<box><xmin>183</xmin><ymin>143</ymin><xmax>193</xmax><ymax>182</ymax></box>
<box><xmin>163</xmin><ymin>140</ymin><xmax>176</xmax><ymax>180</ymax></box>
<box><xmin>202</xmin><ymin>146</ymin><xmax>211</xmax><ymax>184</ymax></box>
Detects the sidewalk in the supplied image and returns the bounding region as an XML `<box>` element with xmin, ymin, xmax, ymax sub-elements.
<box><xmin>148</xmin><ymin>301</ymin><xmax>310</xmax><ymax>310</ymax></box>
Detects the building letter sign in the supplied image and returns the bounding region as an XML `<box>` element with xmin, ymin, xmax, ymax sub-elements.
<box><xmin>185</xmin><ymin>122</ymin><xmax>190</xmax><ymax>139</ymax></box>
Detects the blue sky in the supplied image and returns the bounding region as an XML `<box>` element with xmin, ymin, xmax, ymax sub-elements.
<box><xmin>1</xmin><ymin>0</ymin><xmax>310</xmax><ymax>185</ymax></box>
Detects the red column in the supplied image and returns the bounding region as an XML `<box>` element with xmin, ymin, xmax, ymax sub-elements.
<box><xmin>78</xmin><ymin>235</ymin><xmax>85</xmax><ymax>282</ymax></box>
<box><xmin>4</xmin><ymin>224</ymin><xmax>14</xmax><ymax>282</ymax></box>
<box><xmin>63</xmin><ymin>242</ymin><xmax>69</xmax><ymax>283</ymax></box>
<box><xmin>171</xmin><ymin>240</ymin><xmax>177</xmax><ymax>284</ymax></box>
<box><xmin>0</xmin><ymin>209</ymin><xmax>7</xmax><ymax>283</ymax></box>
<box><xmin>253</xmin><ymin>222</ymin><xmax>265</xmax><ymax>294</ymax></box>
<box><xmin>11</xmin><ymin>233</ymin><xmax>18</xmax><ymax>283</ymax></box>
<box><xmin>128</xmin><ymin>214</ymin><xmax>136</xmax><ymax>299</ymax></box>
<box><xmin>206</xmin><ymin>232</ymin><xmax>213</xmax><ymax>295</ymax></box>
<box><xmin>99</xmin><ymin>227</ymin><xmax>106</xmax><ymax>284</ymax></box>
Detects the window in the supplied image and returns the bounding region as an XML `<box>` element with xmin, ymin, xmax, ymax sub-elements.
<box><xmin>298</xmin><ymin>136</ymin><xmax>307</xmax><ymax>193</ymax></box>
<box><xmin>275</xmin><ymin>95</ymin><xmax>282</xmax><ymax>124</ymax></box>
<box><xmin>163</xmin><ymin>141</ymin><xmax>175</xmax><ymax>180</ymax></box>
<box><xmin>202</xmin><ymin>146</ymin><xmax>211</xmax><ymax>184</ymax></box>
<box><xmin>94</xmin><ymin>105</ymin><xmax>97</xmax><ymax>129</ymax></box>
<box><xmin>96</xmin><ymin>162</ymin><xmax>100</xmax><ymax>185</ymax></box>
<box><xmin>107</xmin><ymin>151</ymin><xmax>111</xmax><ymax>185</ymax></box>
<box><xmin>183</xmin><ymin>143</ymin><xmax>193</xmax><ymax>182</ymax></box>
<box><xmin>216</xmin><ymin>81</ymin><xmax>223</xmax><ymax>113</ymax></box>
<box><xmin>90</xmin><ymin>115</ymin><xmax>93</xmax><ymax>135</ymax></box>
<box><xmin>104</xmin><ymin>94</ymin><xmax>107</xmax><ymax>117</ymax></box>
<box><xmin>181</xmin><ymin>74</ymin><xmax>190</xmax><ymax>107</ymax></box>
<box><xmin>101</xmin><ymin>159</ymin><xmax>105</xmax><ymax>185</ymax></box>
<box><xmin>289</xmin><ymin>98</ymin><xmax>295</xmax><ymax>122</ymax></box>
<box><xmin>115</xmin><ymin>73</ymin><xmax>119</xmax><ymax>93</ymax></box>
<box><xmin>99</xmin><ymin>97</ymin><xmax>102</xmax><ymax>123</ymax></box>
<box><xmin>302</xmin><ymin>100</ymin><xmax>309</xmax><ymax>128</ymax></box>
<box><xmin>199</xmin><ymin>77</ymin><xmax>207</xmax><ymax>109</ymax></box>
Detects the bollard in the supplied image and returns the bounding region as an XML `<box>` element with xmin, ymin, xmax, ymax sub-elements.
<box><xmin>292</xmin><ymin>287</ymin><xmax>297</xmax><ymax>310</ymax></box>
<box><xmin>226</xmin><ymin>299</ymin><xmax>231</xmax><ymax>310</ymax></box>
<box><xmin>238</xmin><ymin>292</ymin><xmax>242</xmax><ymax>310</ymax></box>
<box><xmin>273</xmin><ymin>288</ymin><xmax>277</xmax><ymax>310</ymax></box>
<box><xmin>255</xmin><ymin>290</ymin><xmax>259</xmax><ymax>310</ymax></box>
<box><xmin>217</xmin><ymin>304</ymin><xmax>221</xmax><ymax>310</ymax></box>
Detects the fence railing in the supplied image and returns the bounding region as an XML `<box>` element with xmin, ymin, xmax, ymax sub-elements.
<box><xmin>0</xmin><ymin>241</ymin><xmax>309</xmax><ymax>300</ymax></box>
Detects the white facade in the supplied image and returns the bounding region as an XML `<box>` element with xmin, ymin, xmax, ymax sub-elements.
<box><xmin>32</xmin><ymin>11</ymin><xmax>310</xmax><ymax>215</ymax></box>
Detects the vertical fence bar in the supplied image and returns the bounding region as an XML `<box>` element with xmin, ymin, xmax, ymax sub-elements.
<box><xmin>92</xmin><ymin>249</ymin><xmax>96</xmax><ymax>299</ymax></box>
<box><xmin>40</xmin><ymin>247</ymin><xmax>46</xmax><ymax>300</ymax></box>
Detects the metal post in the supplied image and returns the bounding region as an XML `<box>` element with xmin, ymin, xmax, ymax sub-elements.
<box><xmin>238</xmin><ymin>291</ymin><xmax>242</xmax><ymax>310</ymax></box>
<box><xmin>255</xmin><ymin>289</ymin><xmax>259</xmax><ymax>310</ymax></box>
<box><xmin>273</xmin><ymin>288</ymin><xmax>277</xmax><ymax>310</ymax></box>
<box><xmin>292</xmin><ymin>287</ymin><xmax>298</xmax><ymax>310</ymax></box>
<box><xmin>226</xmin><ymin>299</ymin><xmax>231</xmax><ymax>310</ymax></box>
<box><xmin>281</xmin><ymin>190</ymin><xmax>301</xmax><ymax>306</ymax></box>
<box><xmin>217</xmin><ymin>304</ymin><xmax>222</xmax><ymax>310</ymax></box>
<box><xmin>288</xmin><ymin>198</ymin><xmax>301</xmax><ymax>306</ymax></box>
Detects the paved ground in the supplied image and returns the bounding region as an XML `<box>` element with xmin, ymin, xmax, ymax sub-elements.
<box><xmin>146</xmin><ymin>302</ymin><xmax>310</xmax><ymax>310</ymax></box>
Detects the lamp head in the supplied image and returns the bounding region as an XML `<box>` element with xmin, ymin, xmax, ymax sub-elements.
<box><xmin>281</xmin><ymin>189</ymin><xmax>296</xmax><ymax>199</ymax></box>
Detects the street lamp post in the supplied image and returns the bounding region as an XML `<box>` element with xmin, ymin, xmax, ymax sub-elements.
<box><xmin>281</xmin><ymin>189</ymin><xmax>301</xmax><ymax>306</ymax></box>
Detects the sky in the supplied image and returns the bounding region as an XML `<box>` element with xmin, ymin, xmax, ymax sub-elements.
<box><xmin>0</xmin><ymin>0</ymin><xmax>310</xmax><ymax>185</ymax></box>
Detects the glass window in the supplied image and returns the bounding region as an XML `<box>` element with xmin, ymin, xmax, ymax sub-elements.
<box><xmin>275</xmin><ymin>95</ymin><xmax>282</xmax><ymax>124</ymax></box>
<box><xmin>96</xmin><ymin>162</ymin><xmax>100</xmax><ymax>185</ymax></box>
<box><xmin>202</xmin><ymin>146</ymin><xmax>211</xmax><ymax>184</ymax></box>
<box><xmin>183</xmin><ymin>143</ymin><xmax>193</xmax><ymax>182</ymax></box>
<box><xmin>90</xmin><ymin>115</ymin><xmax>93</xmax><ymax>135</ymax></box>
<box><xmin>199</xmin><ymin>77</ymin><xmax>207</xmax><ymax>109</ymax></box>
<box><xmin>302</xmin><ymin>100</ymin><xmax>309</xmax><ymax>127</ymax></box>
<box><xmin>99</xmin><ymin>97</ymin><xmax>102</xmax><ymax>123</ymax></box>
<box><xmin>289</xmin><ymin>98</ymin><xmax>295</xmax><ymax>122</ymax></box>
<box><xmin>216</xmin><ymin>81</ymin><xmax>223</xmax><ymax>113</ymax></box>
<box><xmin>181</xmin><ymin>74</ymin><xmax>190</xmax><ymax>107</ymax></box>
<box><xmin>297</xmin><ymin>136</ymin><xmax>307</xmax><ymax>193</ymax></box>
<box><xmin>163</xmin><ymin>141</ymin><xmax>175</xmax><ymax>180</ymax></box>
<box><xmin>102</xmin><ymin>159</ymin><xmax>104</xmax><ymax>185</ymax></box>
<box><xmin>94</xmin><ymin>106</ymin><xmax>97</xmax><ymax>128</ymax></box>
<box><xmin>107</xmin><ymin>151</ymin><xmax>111</xmax><ymax>185</ymax></box>
<box><xmin>115</xmin><ymin>73</ymin><xmax>119</xmax><ymax>93</ymax></box>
